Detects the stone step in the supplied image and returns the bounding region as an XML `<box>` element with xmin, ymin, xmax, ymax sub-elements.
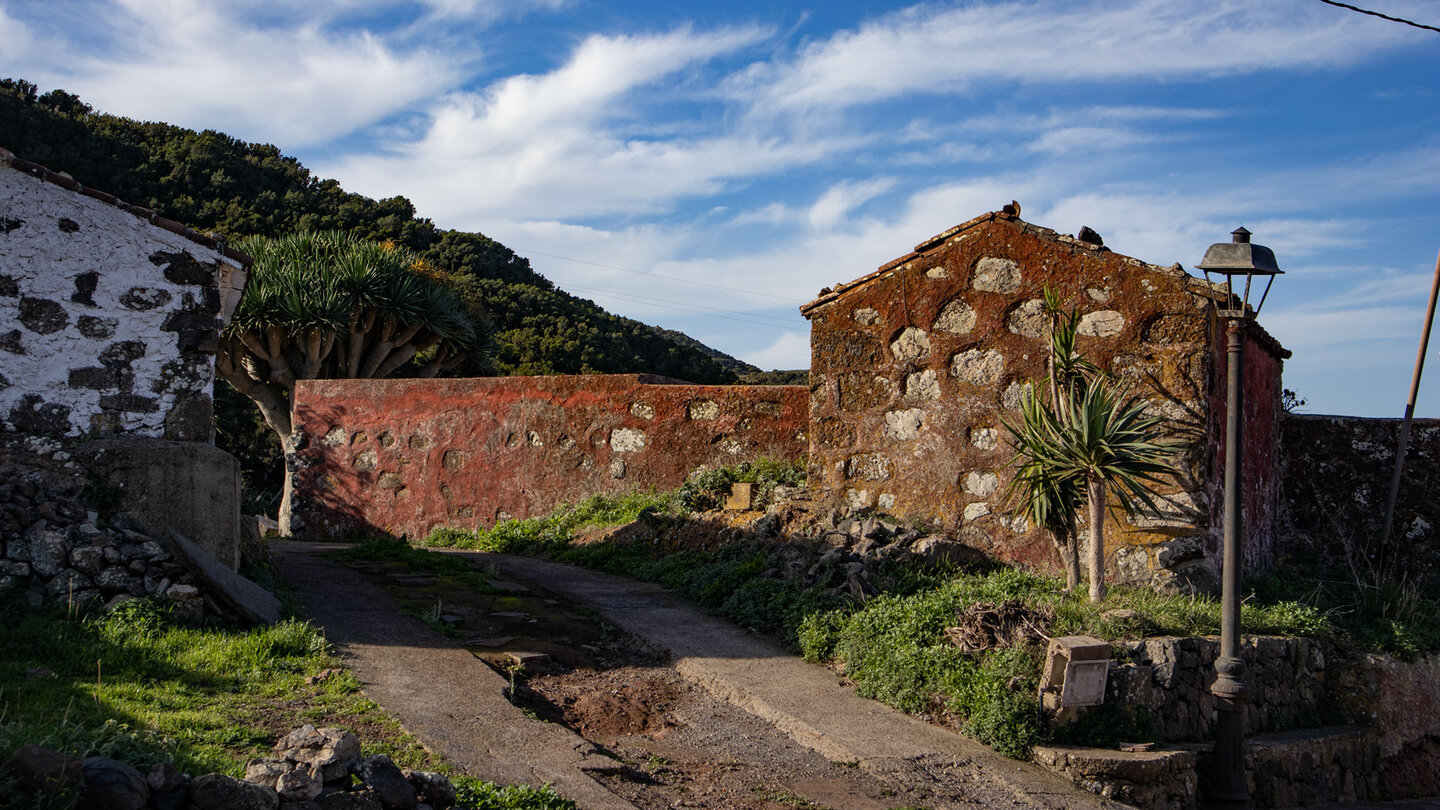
<box><xmin>1036</xmin><ymin>725</ymin><xmax>1383</xmax><ymax>810</ymax></box>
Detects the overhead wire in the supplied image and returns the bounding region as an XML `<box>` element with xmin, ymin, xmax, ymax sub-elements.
<box><xmin>1317</xmin><ymin>0</ymin><xmax>1440</xmax><ymax>34</ymax></box>
<box><xmin>511</xmin><ymin>246</ymin><xmax>810</xmax><ymax>303</ymax></box>
<box><xmin>562</xmin><ymin>281</ymin><xmax>809</xmax><ymax>333</ymax></box>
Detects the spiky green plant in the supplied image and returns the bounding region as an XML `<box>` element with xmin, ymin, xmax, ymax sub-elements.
<box><xmin>218</xmin><ymin>231</ymin><xmax>490</xmax><ymax>531</ymax></box>
<box><xmin>1045</xmin><ymin>377</ymin><xmax>1177</xmax><ymax>601</ymax></box>
<box><xmin>1003</xmin><ymin>287</ymin><xmax>1176</xmax><ymax>601</ymax></box>
<box><xmin>1002</xmin><ymin>288</ymin><xmax>1097</xmax><ymax>591</ymax></box>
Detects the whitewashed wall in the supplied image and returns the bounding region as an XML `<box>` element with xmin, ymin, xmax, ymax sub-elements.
<box><xmin>0</xmin><ymin>165</ymin><xmax>246</xmax><ymax>440</ymax></box>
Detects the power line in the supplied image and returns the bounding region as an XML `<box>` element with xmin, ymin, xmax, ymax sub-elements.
<box><xmin>512</xmin><ymin>246</ymin><xmax>811</xmax><ymax>304</ymax></box>
<box><xmin>1318</xmin><ymin>0</ymin><xmax>1440</xmax><ymax>34</ymax></box>
<box><xmin>564</xmin><ymin>281</ymin><xmax>810</xmax><ymax>333</ymax></box>
<box><xmin>562</xmin><ymin>281</ymin><xmax>804</xmax><ymax>329</ymax></box>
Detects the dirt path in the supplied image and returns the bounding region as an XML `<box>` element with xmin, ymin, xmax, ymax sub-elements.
<box><xmin>276</xmin><ymin>541</ymin><xmax>1118</xmax><ymax>809</ymax></box>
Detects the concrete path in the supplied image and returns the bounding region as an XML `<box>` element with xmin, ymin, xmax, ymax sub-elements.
<box><xmin>274</xmin><ymin>542</ymin><xmax>638</xmax><ymax>810</ymax></box>
<box><xmin>446</xmin><ymin>550</ymin><xmax>1120</xmax><ymax>810</ymax></box>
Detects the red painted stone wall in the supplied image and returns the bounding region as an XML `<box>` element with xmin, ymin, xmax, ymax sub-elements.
<box><xmin>290</xmin><ymin>375</ymin><xmax>807</xmax><ymax>539</ymax></box>
<box><xmin>801</xmin><ymin>210</ymin><xmax>1288</xmax><ymax>591</ymax></box>
<box><xmin>1206</xmin><ymin>321</ymin><xmax>1288</xmax><ymax>572</ymax></box>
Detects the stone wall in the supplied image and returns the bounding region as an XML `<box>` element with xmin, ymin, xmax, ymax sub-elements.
<box><xmin>1275</xmin><ymin>414</ymin><xmax>1440</xmax><ymax>579</ymax></box>
<box><xmin>1107</xmin><ymin>636</ymin><xmax>1331</xmax><ymax>742</ymax></box>
<box><xmin>1</xmin><ymin>434</ymin><xmax>212</xmax><ymax>617</ymax></box>
<box><xmin>0</xmin><ymin>153</ymin><xmax>248</xmax><ymax>441</ymax></box>
<box><xmin>290</xmin><ymin>375</ymin><xmax>808</xmax><ymax>539</ymax></box>
<box><xmin>800</xmin><ymin>209</ymin><xmax>1288</xmax><ymax>589</ymax></box>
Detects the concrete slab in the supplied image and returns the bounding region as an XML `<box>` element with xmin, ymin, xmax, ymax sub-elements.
<box><xmin>458</xmin><ymin>551</ymin><xmax>1121</xmax><ymax>809</ymax></box>
<box><xmin>273</xmin><ymin>542</ymin><xmax>637</xmax><ymax>810</ymax></box>
<box><xmin>168</xmin><ymin>531</ymin><xmax>281</xmax><ymax>625</ymax></box>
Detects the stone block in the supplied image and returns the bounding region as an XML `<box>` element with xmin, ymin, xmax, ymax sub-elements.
<box><xmin>724</xmin><ymin>482</ymin><xmax>753</xmax><ymax>511</ymax></box>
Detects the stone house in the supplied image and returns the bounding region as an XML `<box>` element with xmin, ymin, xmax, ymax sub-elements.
<box><xmin>0</xmin><ymin>147</ymin><xmax>250</xmax><ymax>441</ymax></box>
<box><xmin>800</xmin><ymin>207</ymin><xmax>1289</xmax><ymax>591</ymax></box>
<box><xmin>1</xmin><ymin>147</ymin><xmax>252</xmax><ymax>568</ymax></box>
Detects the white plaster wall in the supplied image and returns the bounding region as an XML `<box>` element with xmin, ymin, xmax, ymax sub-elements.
<box><xmin>0</xmin><ymin>166</ymin><xmax>240</xmax><ymax>437</ymax></box>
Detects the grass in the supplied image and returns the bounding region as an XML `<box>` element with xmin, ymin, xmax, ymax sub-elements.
<box><xmin>0</xmin><ymin>594</ymin><xmax>572</xmax><ymax>809</ymax></box>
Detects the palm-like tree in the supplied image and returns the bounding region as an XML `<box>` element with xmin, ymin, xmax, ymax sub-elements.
<box><xmin>1003</xmin><ymin>288</ymin><xmax>1175</xmax><ymax>601</ymax></box>
<box><xmin>1003</xmin><ymin>289</ymin><xmax>1096</xmax><ymax>591</ymax></box>
<box><xmin>1006</xmin><ymin>387</ymin><xmax>1084</xmax><ymax>590</ymax></box>
<box><xmin>218</xmin><ymin>231</ymin><xmax>489</xmax><ymax>532</ymax></box>
<box><xmin>1048</xmin><ymin>378</ymin><xmax>1176</xmax><ymax>601</ymax></box>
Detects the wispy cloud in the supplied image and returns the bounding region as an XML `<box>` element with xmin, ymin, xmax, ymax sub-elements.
<box><xmin>0</xmin><ymin>0</ymin><xmax>465</xmax><ymax>146</ymax></box>
<box><xmin>730</xmin><ymin>0</ymin><xmax>1429</xmax><ymax>113</ymax></box>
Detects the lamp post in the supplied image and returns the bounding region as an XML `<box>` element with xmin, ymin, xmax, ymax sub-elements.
<box><xmin>1196</xmin><ymin>227</ymin><xmax>1282</xmax><ymax>807</ymax></box>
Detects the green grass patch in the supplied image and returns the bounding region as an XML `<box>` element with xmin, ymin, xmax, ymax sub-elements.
<box><xmin>453</xmin><ymin>776</ymin><xmax>577</xmax><ymax>809</ymax></box>
<box><xmin>0</xmin><ymin>594</ymin><xmax>572</xmax><ymax>809</ymax></box>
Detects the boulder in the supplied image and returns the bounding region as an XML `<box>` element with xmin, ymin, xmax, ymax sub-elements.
<box><xmin>146</xmin><ymin>761</ymin><xmax>190</xmax><ymax>810</ymax></box>
<box><xmin>402</xmin><ymin>770</ymin><xmax>456</xmax><ymax>809</ymax></box>
<box><xmin>2</xmin><ymin>744</ymin><xmax>82</xmax><ymax>797</ymax></box>
<box><xmin>317</xmin><ymin>789</ymin><xmax>384</xmax><ymax>809</ymax></box>
<box><xmin>188</xmin><ymin>772</ymin><xmax>280</xmax><ymax>810</ymax></box>
<box><xmin>80</xmin><ymin>756</ymin><xmax>149</xmax><ymax>810</ymax></box>
<box><xmin>276</xmin><ymin>725</ymin><xmax>361</xmax><ymax>783</ymax></box>
<box><xmin>354</xmin><ymin>755</ymin><xmax>416</xmax><ymax>810</ymax></box>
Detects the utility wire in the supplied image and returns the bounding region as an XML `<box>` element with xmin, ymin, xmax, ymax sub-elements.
<box><xmin>564</xmin><ymin>281</ymin><xmax>809</xmax><ymax>333</ymax></box>
<box><xmin>512</xmin><ymin>246</ymin><xmax>811</xmax><ymax>303</ymax></box>
<box><xmin>563</xmin><ymin>281</ymin><xmax>803</xmax><ymax>329</ymax></box>
<box><xmin>1318</xmin><ymin>0</ymin><xmax>1440</xmax><ymax>34</ymax></box>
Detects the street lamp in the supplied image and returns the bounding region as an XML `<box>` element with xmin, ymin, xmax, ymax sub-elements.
<box><xmin>1196</xmin><ymin>227</ymin><xmax>1282</xmax><ymax>807</ymax></box>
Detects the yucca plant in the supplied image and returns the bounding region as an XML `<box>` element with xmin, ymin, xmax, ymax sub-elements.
<box><xmin>218</xmin><ymin>231</ymin><xmax>491</xmax><ymax>532</ymax></box>
<box><xmin>1003</xmin><ymin>288</ymin><xmax>1176</xmax><ymax>601</ymax></box>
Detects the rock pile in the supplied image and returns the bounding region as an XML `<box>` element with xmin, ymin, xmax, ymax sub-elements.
<box><xmin>795</xmin><ymin>503</ymin><xmax>989</xmax><ymax>597</ymax></box>
<box><xmin>2</xmin><ymin>724</ymin><xmax>464</xmax><ymax>810</ymax></box>
<box><xmin>1</xmin><ymin>435</ymin><xmax>209</xmax><ymax>619</ymax></box>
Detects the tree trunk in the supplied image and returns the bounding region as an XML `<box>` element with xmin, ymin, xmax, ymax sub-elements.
<box><xmin>1087</xmin><ymin>474</ymin><xmax>1106</xmax><ymax>602</ymax></box>
<box><xmin>1060</xmin><ymin>523</ymin><xmax>1081</xmax><ymax>592</ymax></box>
<box><xmin>276</xmin><ymin>432</ymin><xmax>299</xmax><ymax>538</ymax></box>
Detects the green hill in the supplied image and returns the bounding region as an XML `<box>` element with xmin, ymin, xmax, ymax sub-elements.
<box><xmin>0</xmin><ymin>78</ymin><xmax>756</xmax><ymax>383</ymax></box>
<box><xmin>0</xmin><ymin>78</ymin><xmax>772</xmax><ymax>502</ymax></box>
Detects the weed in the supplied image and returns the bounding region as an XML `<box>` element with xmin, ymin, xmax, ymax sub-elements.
<box><xmin>452</xmin><ymin>776</ymin><xmax>577</xmax><ymax>809</ymax></box>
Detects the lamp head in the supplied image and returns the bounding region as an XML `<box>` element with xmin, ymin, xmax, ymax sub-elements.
<box><xmin>1197</xmin><ymin>227</ymin><xmax>1283</xmax><ymax>318</ymax></box>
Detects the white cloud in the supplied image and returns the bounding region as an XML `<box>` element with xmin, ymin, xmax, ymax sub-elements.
<box><xmin>319</xmin><ymin>26</ymin><xmax>885</xmax><ymax>222</ymax></box>
<box><xmin>746</xmin><ymin>331</ymin><xmax>811</xmax><ymax>370</ymax></box>
<box><xmin>0</xmin><ymin>0</ymin><xmax>464</xmax><ymax>147</ymax></box>
<box><xmin>807</xmin><ymin>177</ymin><xmax>896</xmax><ymax>230</ymax></box>
<box><xmin>732</xmin><ymin>0</ymin><xmax>1430</xmax><ymax>112</ymax></box>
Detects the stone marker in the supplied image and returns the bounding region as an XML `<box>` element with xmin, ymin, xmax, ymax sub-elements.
<box><xmin>1039</xmin><ymin>635</ymin><xmax>1111</xmax><ymax>725</ymax></box>
<box><xmin>725</xmin><ymin>482</ymin><xmax>754</xmax><ymax>511</ymax></box>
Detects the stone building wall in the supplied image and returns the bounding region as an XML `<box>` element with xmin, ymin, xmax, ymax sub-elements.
<box><xmin>800</xmin><ymin>209</ymin><xmax>1288</xmax><ymax>589</ymax></box>
<box><xmin>0</xmin><ymin>151</ymin><xmax>249</xmax><ymax>441</ymax></box>
<box><xmin>290</xmin><ymin>375</ymin><xmax>808</xmax><ymax>540</ymax></box>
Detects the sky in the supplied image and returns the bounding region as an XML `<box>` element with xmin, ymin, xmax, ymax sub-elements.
<box><xmin>3</xmin><ymin>0</ymin><xmax>1439</xmax><ymax>417</ymax></box>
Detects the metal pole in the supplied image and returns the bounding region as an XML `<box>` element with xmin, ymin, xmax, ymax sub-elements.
<box><xmin>1210</xmin><ymin>317</ymin><xmax>1251</xmax><ymax>806</ymax></box>
<box><xmin>1380</xmin><ymin>251</ymin><xmax>1440</xmax><ymax>572</ymax></box>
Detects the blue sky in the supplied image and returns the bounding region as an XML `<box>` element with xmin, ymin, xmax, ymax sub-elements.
<box><xmin>3</xmin><ymin>0</ymin><xmax>1439</xmax><ymax>416</ymax></box>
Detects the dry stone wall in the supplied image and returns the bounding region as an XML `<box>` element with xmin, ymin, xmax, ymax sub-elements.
<box><xmin>1</xmin><ymin>434</ymin><xmax>211</xmax><ymax>618</ymax></box>
<box><xmin>1275</xmin><ymin>414</ymin><xmax>1440</xmax><ymax>581</ymax></box>
<box><xmin>0</xmin><ymin>157</ymin><xmax>247</xmax><ymax>441</ymax></box>
<box><xmin>801</xmin><ymin>210</ymin><xmax>1288</xmax><ymax>589</ymax></box>
<box><xmin>291</xmin><ymin>375</ymin><xmax>808</xmax><ymax>540</ymax></box>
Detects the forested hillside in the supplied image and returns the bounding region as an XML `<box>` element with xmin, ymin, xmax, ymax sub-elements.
<box><xmin>0</xmin><ymin>78</ymin><xmax>773</xmax><ymax>503</ymax></box>
<box><xmin>0</xmin><ymin>79</ymin><xmax>755</xmax><ymax>382</ymax></box>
